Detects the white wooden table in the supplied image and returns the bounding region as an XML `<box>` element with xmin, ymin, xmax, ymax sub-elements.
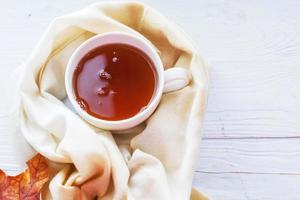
<box><xmin>1</xmin><ymin>0</ymin><xmax>300</xmax><ymax>199</ymax></box>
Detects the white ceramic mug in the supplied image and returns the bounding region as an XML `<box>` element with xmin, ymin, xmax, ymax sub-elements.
<box><xmin>65</xmin><ymin>32</ymin><xmax>191</xmax><ymax>131</ymax></box>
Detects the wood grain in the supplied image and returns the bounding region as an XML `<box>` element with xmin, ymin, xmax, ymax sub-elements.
<box><xmin>1</xmin><ymin>0</ymin><xmax>300</xmax><ymax>199</ymax></box>
<box><xmin>193</xmin><ymin>172</ymin><xmax>300</xmax><ymax>200</ymax></box>
<box><xmin>196</xmin><ymin>138</ymin><xmax>300</xmax><ymax>174</ymax></box>
<box><xmin>205</xmin><ymin>61</ymin><xmax>300</xmax><ymax>138</ymax></box>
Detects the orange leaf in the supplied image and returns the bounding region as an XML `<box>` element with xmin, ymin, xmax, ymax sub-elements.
<box><xmin>0</xmin><ymin>154</ymin><xmax>49</xmax><ymax>200</ymax></box>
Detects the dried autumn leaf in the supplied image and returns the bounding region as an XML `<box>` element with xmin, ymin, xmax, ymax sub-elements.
<box><xmin>0</xmin><ymin>154</ymin><xmax>49</xmax><ymax>200</ymax></box>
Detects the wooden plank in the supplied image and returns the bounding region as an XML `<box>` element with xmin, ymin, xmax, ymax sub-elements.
<box><xmin>0</xmin><ymin>113</ymin><xmax>34</xmax><ymax>175</ymax></box>
<box><xmin>196</xmin><ymin>138</ymin><xmax>300</xmax><ymax>174</ymax></box>
<box><xmin>193</xmin><ymin>172</ymin><xmax>300</xmax><ymax>200</ymax></box>
<box><xmin>204</xmin><ymin>61</ymin><xmax>300</xmax><ymax>138</ymax></box>
<box><xmin>3</xmin><ymin>0</ymin><xmax>300</xmax><ymax>67</ymax></box>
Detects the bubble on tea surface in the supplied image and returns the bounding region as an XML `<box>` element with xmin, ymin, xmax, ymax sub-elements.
<box><xmin>109</xmin><ymin>90</ymin><xmax>117</xmax><ymax>95</ymax></box>
<box><xmin>112</xmin><ymin>56</ymin><xmax>119</xmax><ymax>63</ymax></box>
<box><xmin>96</xmin><ymin>86</ymin><xmax>110</xmax><ymax>96</ymax></box>
<box><xmin>98</xmin><ymin>69</ymin><xmax>112</xmax><ymax>80</ymax></box>
<box><xmin>77</xmin><ymin>98</ymin><xmax>88</xmax><ymax>111</ymax></box>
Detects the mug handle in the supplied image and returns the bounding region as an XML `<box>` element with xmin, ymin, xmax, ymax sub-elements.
<box><xmin>163</xmin><ymin>68</ymin><xmax>192</xmax><ymax>93</ymax></box>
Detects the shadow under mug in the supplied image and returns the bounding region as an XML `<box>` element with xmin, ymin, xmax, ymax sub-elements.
<box><xmin>65</xmin><ymin>32</ymin><xmax>191</xmax><ymax>131</ymax></box>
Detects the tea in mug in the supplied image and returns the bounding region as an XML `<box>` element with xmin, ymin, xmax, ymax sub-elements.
<box><xmin>73</xmin><ymin>43</ymin><xmax>156</xmax><ymax>121</ymax></box>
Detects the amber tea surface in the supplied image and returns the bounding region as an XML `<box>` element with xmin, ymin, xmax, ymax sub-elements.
<box><xmin>73</xmin><ymin>43</ymin><xmax>156</xmax><ymax>121</ymax></box>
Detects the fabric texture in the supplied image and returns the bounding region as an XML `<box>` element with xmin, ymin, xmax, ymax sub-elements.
<box><xmin>3</xmin><ymin>2</ymin><xmax>209</xmax><ymax>200</ymax></box>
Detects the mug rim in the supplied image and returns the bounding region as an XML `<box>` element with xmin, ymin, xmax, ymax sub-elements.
<box><xmin>65</xmin><ymin>31</ymin><xmax>164</xmax><ymax>130</ymax></box>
